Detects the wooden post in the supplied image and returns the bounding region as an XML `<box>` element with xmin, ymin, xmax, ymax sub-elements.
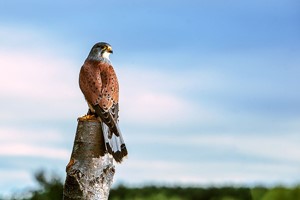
<box><xmin>63</xmin><ymin>117</ymin><xmax>115</xmax><ymax>200</ymax></box>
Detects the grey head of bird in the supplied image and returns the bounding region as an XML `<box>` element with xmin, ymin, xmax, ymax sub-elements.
<box><xmin>88</xmin><ymin>42</ymin><xmax>113</xmax><ymax>61</ymax></box>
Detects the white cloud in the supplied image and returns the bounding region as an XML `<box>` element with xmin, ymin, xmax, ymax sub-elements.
<box><xmin>0</xmin><ymin>128</ymin><xmax>69</xmax><ymax>160</ymax></box>
<box><xmin>115</xmin><ymin>158</ymin><xmax>300</xmax><ymax>186</ymax></box>
<box><xmin>0</xmin><ymin>143</ymin><xmax>69</xmax><ymax>160</ymax></box>
<box><xmin>129</xmin><ymin>132</ymin><xmax>300</xmax><ymax>164</ymax></box>
<box><xmin>0</xmin><ymin>50</ymin><xmax>79</xmax><ymax>101</ymax></box>
<box><xmin>0</xmin><ymin>128</ymin><xmax>63</xmax><ymax>143</ymax></box>
<box><xmin>121</xmin><ymin>91</ymin><xmax>193</xmax><ymax>124</ymax></box>
<box><xmin>0</xmin><ymin>26</ymin><xmax>86</xmax><ymax>121</ymax></box>
<box><xmin>117</xmin><ymin>66</ymin><xmax>224</xmax><ymax>125</ymax></box>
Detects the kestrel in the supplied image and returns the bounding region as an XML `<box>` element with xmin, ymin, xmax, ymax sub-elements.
<box><xmin>79</xmin><ymin>42</ymin><xmax>127</xmax><ymax>163</ymax></box>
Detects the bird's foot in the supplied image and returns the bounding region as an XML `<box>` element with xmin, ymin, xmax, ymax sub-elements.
<box><xmin>78</xmin><ymin>114</ymin><xmax>98</xmax><ymax>121</ymax></box>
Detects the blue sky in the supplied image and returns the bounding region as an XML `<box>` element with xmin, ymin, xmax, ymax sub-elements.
<box><xmin>0</xmin><ymin>0</ymin><xmax>300</xmax><ymax>196</ymax></box>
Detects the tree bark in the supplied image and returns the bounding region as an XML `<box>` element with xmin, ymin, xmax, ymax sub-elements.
<box><xmin>63</xmin><ymin>116</ymin><xmax>115</xmax><ymax>200</ymax></box>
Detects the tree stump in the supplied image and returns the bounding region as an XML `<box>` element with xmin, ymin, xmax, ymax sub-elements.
<box><xmin>63</xmin><ymin>116</ymin><xmax>115</xmax><ymax>200</ymax></box>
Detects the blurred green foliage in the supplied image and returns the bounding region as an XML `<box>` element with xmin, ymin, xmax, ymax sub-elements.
<box><xmin>4</xmin><ymin>171</ymin><xmax>300</xmax><ymax>200</ymax></box>
<box><xmin>109</xmin><ymin>185</ymin><xmax>252</xmax><ymax>200</ymax></box>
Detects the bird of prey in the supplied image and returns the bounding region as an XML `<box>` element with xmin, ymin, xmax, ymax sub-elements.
<box><xmin>79</xmin><ymin>42</ymin><xmax>127</xmax><ymax>163</ymax></box>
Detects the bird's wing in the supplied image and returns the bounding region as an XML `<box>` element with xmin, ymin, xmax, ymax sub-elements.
<box><xmin>97</xmin><ymin>64</ymin><xmax>119</xmax><ymax>111</ymax></box>
<box><xmin>79</xmin><ymin>61</ymin><xmax>103</xmax><ymax>106</ymax></box>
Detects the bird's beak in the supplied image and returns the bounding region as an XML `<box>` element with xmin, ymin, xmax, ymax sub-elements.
<box><xmin>107</xmin><ymin>47</ymin><xmax>113</xmax><ymax>54</ymax></box>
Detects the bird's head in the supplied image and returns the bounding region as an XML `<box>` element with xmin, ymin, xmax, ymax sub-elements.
<box><xmin>88</xmin><ymin>42</ymin><xmax>113</xmax><ymax>61</ymax></box>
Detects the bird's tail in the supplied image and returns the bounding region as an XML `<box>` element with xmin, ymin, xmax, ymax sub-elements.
<box><xmin>101</xmin><ymin>122</ymin><xmax>128</xmax><ymax>163</ymax></box>
<box><xmin>93</xmin><ymin>104</ymin><xmax>128</xmax><ymax>162</ymax></box>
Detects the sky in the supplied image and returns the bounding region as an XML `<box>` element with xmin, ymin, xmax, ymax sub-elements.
<box><xmin>0</xmin><ymin>0</ymin><xmax>300</xmax><ymax>196</ymax></box>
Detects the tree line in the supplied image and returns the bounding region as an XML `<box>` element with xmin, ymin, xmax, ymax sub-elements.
<box><xmin>3</xmin><ymin>171</ymin><xmax>300</xmax><ymax>200</ymax></box>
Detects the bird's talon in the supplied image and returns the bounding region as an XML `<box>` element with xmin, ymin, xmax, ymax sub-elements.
<box><xmin>78</xmin><ymin>114</ymin><xmax>97</xmax><ymax>121</ymax></box>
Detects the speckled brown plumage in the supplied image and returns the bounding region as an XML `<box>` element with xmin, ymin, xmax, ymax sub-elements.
<box><xmin>78</xmin><ymin>42</ymin><xmax>127</xmax><ymax>163</ymax></box>
<box><xmin>79</xmin><ymin>60</ymin><xmax>119</xmax><ymax>110</ymax></box>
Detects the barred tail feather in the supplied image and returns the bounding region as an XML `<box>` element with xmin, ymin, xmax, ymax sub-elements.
<box><xmin>93</xmin><ymin>104</ymin><xmax>127</xmax><ymax>162</ymax></box>
<box><xmin>102</xmin><ymin>123</ymin><xmax>128</xmax><ymax>163</ymax></box>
